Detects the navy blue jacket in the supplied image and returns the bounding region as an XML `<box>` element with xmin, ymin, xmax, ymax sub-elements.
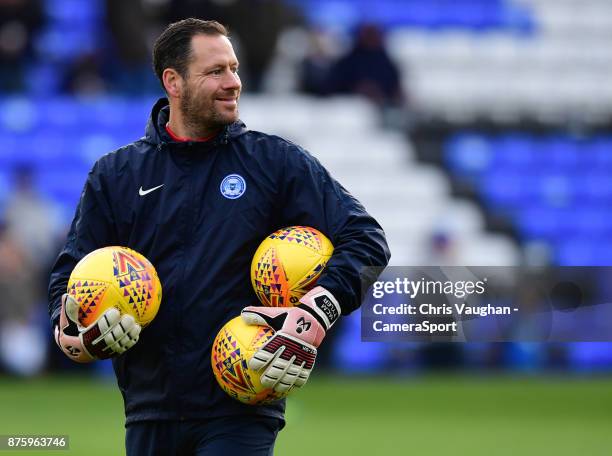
<box><xmin>48</xmin><ymin>98</ymin><xmax>390</xmax><ymax>424</ymax></box>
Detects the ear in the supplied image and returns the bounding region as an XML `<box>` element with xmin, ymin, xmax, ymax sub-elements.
<box><xmin>162</xmin><ymin>68</ymin><xmax>183</xmax><ymax>98</ymax></box>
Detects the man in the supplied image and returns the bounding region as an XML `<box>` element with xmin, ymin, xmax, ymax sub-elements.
<box><xmin>49</xmin><ymin>18</ymin><xmax>390</xmax><ymax>455</ymax></box>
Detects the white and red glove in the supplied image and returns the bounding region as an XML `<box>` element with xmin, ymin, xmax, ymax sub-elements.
<box><xmin>54</xmin><ymin>293</ymin><xmax>141</xmax><ymax>363</ymax></box>
<box><xmin>241</xmin><ymin>286</ymin><xmax>341</xmax><ymax>393</ymax></box>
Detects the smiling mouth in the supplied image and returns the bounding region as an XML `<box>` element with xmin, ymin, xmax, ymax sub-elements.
<box><xmin>216</xmin><ymin>97</ymin><xmax>237</xmax><ymax>103</ymax></box>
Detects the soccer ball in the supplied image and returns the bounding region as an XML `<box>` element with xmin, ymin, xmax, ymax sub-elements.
<box><xmin>67</xmin><ymin>246</ymin><xmax>162</xmax><ymax>328</ymax></box>
<box><xmin>211</xmin><ymin>316</ymin><xmax>289</xmax><ymax>405</ymax></box>
<box><xmin>251</xmin><ymin>226</ymin><xmax>333</xmax><ymax>307</ymax></box>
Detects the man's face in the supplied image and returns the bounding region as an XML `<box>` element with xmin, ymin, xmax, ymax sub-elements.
<box><xmin>179</xmin><ymin>34</ymin><xmax>241</xmax><ymax>134</ymax></box>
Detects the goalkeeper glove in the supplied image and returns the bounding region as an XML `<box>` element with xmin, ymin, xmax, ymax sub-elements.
<box><xmin>54</xmin><ymin>293</ymin><xmax>141</xmax><ymax>363</ymax></box>
<box><xmin>241</xmin><ymin>286</ymin><xmax>341</xmax><ymax>392</ymax></box>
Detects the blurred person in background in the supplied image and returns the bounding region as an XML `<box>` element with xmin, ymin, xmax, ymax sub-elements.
<box><xmin>327</xmin><ymin>23</ymin><xmax>405</xmax><ymax>109</ymax></box>
<box><xmin>103</xmin><ymin>0</ymin><xmax>164</xmax><ymax>95</ymax></box>
<box><xmin>0</xmin><ymin>0</ymin><xmax>44</xmax><ymax>93</ymax></box>
<box><xmin>298</xmin><ymin>27</ymin><xmax>337</xmax><ymax>97</ymax></box>
<box><xmin>1</xmin><ymin>165</ymin><xmax>59</xmax><ymax>376</ymax></box>
<box><xmin>62</xmin><ymin>52</ymin><xmax>108</xmax><ymax>95</ymax></box>
<box><xmin>48</xmin><ymin>18</ymin><xmax>389</xmax><ymax>455</ymax></box>
<box><xmin>4</xmin><ymin>164</ymin><xmax>60</xmax><ymax>267</ymax></box>
<box><xmin>427</xmin><ymin>230</ymin><xmax>457</xmax><ymax>266</ymax></box>
<box><xmin>0</xmin><ymin>220</ymin><xmax>47</xmax><ymax>376</ymax></box>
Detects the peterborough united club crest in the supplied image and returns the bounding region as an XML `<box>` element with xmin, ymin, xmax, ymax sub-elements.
<box><xmin>220</xmin><ymin>174</ymin><xmax>247</xmax><ymax>199</ymax></box>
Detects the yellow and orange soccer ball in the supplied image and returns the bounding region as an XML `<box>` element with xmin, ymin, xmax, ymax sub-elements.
<box><xmin>211</xmin><ymin>316</ymin><xmax>289</xmax><ymax>405</ymax></box>
<box><xmin>67</xmin><ymin>246</ymin><xmax>162</xmax><ymax>328</ymax></box>
<box><xmin>213</xmin><ymin>226</ymin><xmax>333</xmax><ymax>405</ymax></box>
<box><xmin>250</xmin><ymin>226</ymin><xmax>333</xmax><ymax>307</ymax></box>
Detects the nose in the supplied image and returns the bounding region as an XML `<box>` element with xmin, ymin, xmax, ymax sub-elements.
<box><xmin>222</xmin><ymin>70</ymin><xmax>241</xmax><ymax>91</ymax></box>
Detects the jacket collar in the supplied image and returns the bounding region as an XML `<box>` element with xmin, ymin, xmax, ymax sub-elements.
<box><xmin>144</xmin><ymin>97</ymin><xmax>248</xmax><ymax>147</ymax></box>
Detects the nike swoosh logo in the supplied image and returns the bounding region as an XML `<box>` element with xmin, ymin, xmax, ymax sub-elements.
<box><xmin>139</xmin><ymin>184</ymin><xmax>164</xmax><ymax>196</ymax></box>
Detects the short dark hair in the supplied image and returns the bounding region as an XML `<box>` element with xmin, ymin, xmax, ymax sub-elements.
<box><xmin>152</xmin><ymin>18</ymin><xmax>228</xmax><ymax>90</ymax></box>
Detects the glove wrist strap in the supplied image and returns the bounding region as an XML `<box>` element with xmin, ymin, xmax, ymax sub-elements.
<box><xmin>299</xmin><ymin>288</ymin><xmax>341</xmax><ymax>330</ymax></box>
<box><xmin>81</xmin><ymin>326</ymin><xmax>111</xmax><ymax>359</ymax></box>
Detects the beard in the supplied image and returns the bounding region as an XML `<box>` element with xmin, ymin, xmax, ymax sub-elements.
<box><xmin>180</xmin><ymin>83</ymin><xmax>239</xmax><ymax>138</ymax></box>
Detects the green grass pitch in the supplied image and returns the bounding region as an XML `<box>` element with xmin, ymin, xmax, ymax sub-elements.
<box><xmin>0</xmin><ymin>374</ymin><xmax>610</xmax><ymax>455</ymax></box>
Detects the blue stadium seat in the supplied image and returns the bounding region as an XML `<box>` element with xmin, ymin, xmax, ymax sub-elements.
<box><xmin>578</xmin><ymin>172</ymin><xmax>612</xmax><ymax>203</ymax></box>
<box><xmin>556</xmin><ymin>238</ymin><xmax>611</xmax><ymax>266</ymax></box>
<box><xmin>482</xmin><ymin>170</ymin><xmax>535</xmax><ymax>208</ymax></box>
<box><xmin>536</xmin><ymin>172</ymin><xmax>574</xmax><ymax>207</ymax></box>
<box><xmin>556</xmin><ymin>239</ymin><xmax>593</xmax><ymax>266</ymax></box>
<box><xmin>36</xmin><ymin>98</ymin><xmax>82</xmax><ymax>131</ymax></box>
<box><xmin>35</xmin><ymin>25</ymin><xmax>98</xmax><ymax>61</ymax></box>
<box><xmin>569</xmin><ymin>343</ymin><xmax>612</xmax><ymax>371</ymax></box>
<box><xmin>25</xmin><ymin>63</ymin><xmax>64</xmax><ymax>97</ymax></box>
<box><xmin>573</xmin><ymin>207</ymin><xmax>612</xmax><ymax>236</ymax></box>
<box><xmin>287</xmin><ymin>0</ymin><xmax>522</xmax><ymax>31</ymax></box>
<box><xmin>38</xmin><ymin>168</ymin><xmax>88</xmax><ymax>202</ymax></box>
<box><xmin>445</xmin><ymin>130</ymin><xmax>612</xmax><ymax>267</ymax></box>
<box><xmin>0</xmin><ymin>98</ymin><xmax>39</xmax><ymax>133</ymax></box>
<box><xmin>490</xmin><ymin>134</ymin><xmax>535</xmax><ymax>169</ymax></box>
<box><xmin>0</xmin><ymin>170</ymin><xmax>9</xmax><ymax>203</ymax></box>
<box><xmin>587</xmin><ymin>136</ymin><xmax>612</xmax><ymax>170</ymax></box>
<box><xmin>0</xmin><ymin>136</ymin><xmax>24</xmax><ymax>167</ymax></box>
<box><xmin>45</xmin><ymin>0</ymin><xmax>102</xmax><ymax>24</ymax></box>
<box><xmin>518</xmin><ymin>207</ymin><xmax>568</xmax><ymax>241</ymax></box>
<box><xmin>536</xmin><ymin>136</ymin><xmax>580</xmax><ymax>170</ymax></box>
<box><xmin>520</xmin><ymin>206</ymin><xmax>612</xmax><ymax>242</ymax></box>
<box><xmin>440</xmin><ymin>1</ymin><xmax>504</xmax><ymax>30</ymax></box>
<box><xmin>331</xmin><ymin>311</ymin><xmax>389</xmax><ymax>372</ymax></box>
<box><xmin>445</xmin><ymin>133</ymin><xmax>492</xmax><ymax>178</ymax></box>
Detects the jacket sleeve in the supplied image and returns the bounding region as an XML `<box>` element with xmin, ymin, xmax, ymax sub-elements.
<box><xmin>280</xmin><ymin>145</ymin><xmax>391</xmax><ymax>315</ymax></box>
<box><xmin>48</xmin><ymin>160</ymin><xmax>118</xmax><ymax>327</ymax></box>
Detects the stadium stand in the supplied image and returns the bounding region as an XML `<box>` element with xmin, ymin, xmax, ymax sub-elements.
<box><xmin>1</xmin><ymin>0</ymin><xmax>610</xmax><ymax>374</ymax></box>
